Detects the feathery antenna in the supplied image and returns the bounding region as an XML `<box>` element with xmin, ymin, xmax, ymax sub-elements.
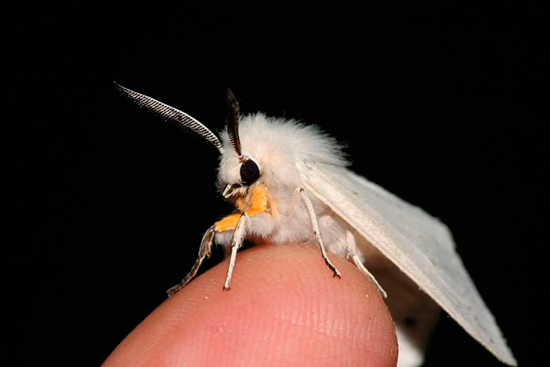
<box><xmin>225</xmin><ymin>87</ymin><xmax>242</xmax><ymax>157</ymax></box>
<box><xmin>114</xmin><ymin>82</ymin><xmax>224</xmax><ymax>154</ymax></box>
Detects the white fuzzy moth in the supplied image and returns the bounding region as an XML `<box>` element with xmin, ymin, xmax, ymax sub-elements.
<box><xmin>114</xmin><ymin>83</ymin><xmax>516</xmax><ymax>366</ymax></box>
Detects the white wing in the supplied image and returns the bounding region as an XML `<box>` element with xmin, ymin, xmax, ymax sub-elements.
<box><xmin>298</xmin><ymin>160</ymin><xmax>516</xmax><ymax>366</ymax></box>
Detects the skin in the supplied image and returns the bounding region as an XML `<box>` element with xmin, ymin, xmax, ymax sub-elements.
<box><xmin>103</xmin><ymin>243</ymin><xmax>398</xmax><ymax>366</ymax></box>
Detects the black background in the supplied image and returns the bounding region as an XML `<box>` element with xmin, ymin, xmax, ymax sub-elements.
<box><xmin>11</xmin><ymin>2</ymin><xmax>540</xmax><ymax>366</ymax></box>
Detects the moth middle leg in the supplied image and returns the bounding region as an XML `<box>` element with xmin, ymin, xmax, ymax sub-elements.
<box><xmin>298</xmin><ymin>188</ymin><xmax>342</xmax><ymax>278</ymax></box>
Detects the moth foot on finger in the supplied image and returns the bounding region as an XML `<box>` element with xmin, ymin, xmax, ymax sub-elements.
<box><xmin>167</xmin><ymin>284</ymin><xmax>183</xmax><ymax>298</ymax></box>
<box><xmin>328</xmin><ymin>264</ymin><xmax>342</xmax><ymax>278</ymax></box>
<box><xmin>351</xmin><ymin>254</ymin><xmax>387</xmax><ymax>298</ymax></box>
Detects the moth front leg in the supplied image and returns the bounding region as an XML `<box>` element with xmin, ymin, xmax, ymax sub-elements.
<box><xmin>166</xmin><ymin>215</ymin><xmax>247</xmax><ymax>296</ymax></box>
<box><xmin>222</xmin><ymin>213</ymin><xmax>248</xmax><ymax>290</ymax></box>
<box><xmin>169</xmin><ymin>183</ymin><xmax>273</xmax><ymax>294</ymax></box>
<box><xmin>218</xmin><ymin>182</ymin><xmax>274</xmax><ymax>289</ymax></box>
<box><xmin>167</xmin><ymin>225</ymin><xmax>216</xmax><ymax>297</ymax></box>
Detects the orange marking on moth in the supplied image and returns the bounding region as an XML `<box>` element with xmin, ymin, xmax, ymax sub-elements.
<box><xmin>214</xmin><ymin>183</ymin><xmax>272</xmax><ymax>232</ymax></box>
<box><xmin>215</xmin><ymin>214</ymin><xmax>241</xmax><ymax>232</ymax></box>
<box><xmin>246</xmin><ymin>182</ymin><xmax>271</xmax><ymax>216</ymax></box>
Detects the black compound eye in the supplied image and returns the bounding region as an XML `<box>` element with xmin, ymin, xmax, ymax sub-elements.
<box><xmin>240</xmin><ymin>159</ymin><xmax>260</xmax><ymax>185</ymax></box>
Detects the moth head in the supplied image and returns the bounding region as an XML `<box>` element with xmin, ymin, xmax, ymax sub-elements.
<box><xmin>217</xmin><ymin>112</ymin><xmax>313</xmax><ymax>199</ymax></box>
<box><xmin>217</xmin><ymin>89</ymin><xmax>339</xmax><ymax>197</ymax></box>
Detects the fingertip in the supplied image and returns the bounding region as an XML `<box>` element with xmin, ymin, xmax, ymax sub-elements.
<box><xmin>104</xmin><ymin>243</ymin><xmax>397</xmax><ymax>366</ymax></box>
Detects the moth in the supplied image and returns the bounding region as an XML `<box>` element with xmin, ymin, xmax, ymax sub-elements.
<box><xmin>114</xmin><ymin>82</ymin><xmax>516</xmax><ymax>366</ymax></box>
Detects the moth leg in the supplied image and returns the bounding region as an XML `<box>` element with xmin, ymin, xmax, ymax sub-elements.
<box><xmin>298</xmin><ymin>188</ymin><xmax>341</xmax><ymax>278</ymax></box>
<box><xmin>351</xmin><ymin>255</ymin><xmax>388</xmax><ymax>298</ymax></box>
<box><xmin>167</xmin><ymin>224</ymin><xmax>215</xmax><ymax>297</ymax></box>
<box><xmin>223</xmin><ymin>213</ymin><xmax>248</xmax><ymax>290</ymax></box>
<box><xmin>346</xmin><ymin>231</ymin><xmax>388</xmax><ymax>298</ymax></box>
